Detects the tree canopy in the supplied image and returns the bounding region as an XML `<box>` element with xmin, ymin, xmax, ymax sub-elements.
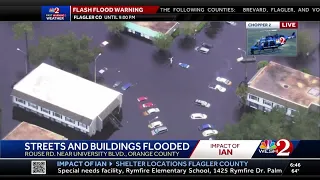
<box><xmin>181</xmin><ymin>22</ymin><xmax>197</xmax><ymax>37</ymax></box>
<box><xmin>235</xmin><ymin>83</ymin><xmax>248</xmax><ymax>105</ymax></box>
<box><xmin>105</xmin><ymin>22</ymin><xmax>126</xmax><ymax>35</ymax></box>
<box><xmin>257</xmin><ymin>61</ymin><xmax>269</xmax><ymax>70</ymax></box>
<box><xmin>29</xmin><ymin>32</ymin><xmax>101</xmax><ymax>79</ymax></box>
<box><xmin>12</xmin><ymin>22</ymin><xmax>33</xmax><ymax>39</ymax></box>
<box><xmin>153</xmin><ymin>34</ymin><xmax>173</xmax><ymax>51</ymax></box>
<box><xmin>300</xmin><ymin>68</ymin><xmax>311</xmax><ymax>74</ymax></box>
<box><xmin>297</xmin><ymin>30</ymin><xmax>316</xmax><ymax>56</ymax></box>
<box><xmin>216</xmin><ymin>109</ymin><xmax>320</xmax><ymax>140</ymax></box>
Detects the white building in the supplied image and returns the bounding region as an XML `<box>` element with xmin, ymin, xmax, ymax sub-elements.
<box><xmin>11</xmin><ymin>63</ymin><xmax>123</xmax><ymax>136</ymax></box>
<box><xmin>247</xmin><ymin>61</ymin><xmax>320</xmax><ymax>116</ymax></box>
<box><xmin>125</xmin><ymin>22</ymin><xmax>179</xmax><ymax>40</ymax></box>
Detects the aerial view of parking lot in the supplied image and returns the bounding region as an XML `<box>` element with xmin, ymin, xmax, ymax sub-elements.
<box><xmin>1</xmin><ymin>21</ymin><xmax>319</xmax><ymax>140</ymax></box>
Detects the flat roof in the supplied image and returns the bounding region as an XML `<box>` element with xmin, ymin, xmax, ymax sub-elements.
<box><xmin>12</xmin><ymin>63</ymin><xmax>122</xmax><ymax>120</ymax></box>
<box><xmin>133</xmin><ymin>22</ymin><xmax>177</xmax><ymax>34</ymax></box>
<box><xmin>3</xmin><ymin>122</ymin><xmax>67</xmax><ymax>140</ymax></box>
<box><xmin>249</xmin><ymin>61</ymin><xmax>320</xmax><ymax>107</ymax></box>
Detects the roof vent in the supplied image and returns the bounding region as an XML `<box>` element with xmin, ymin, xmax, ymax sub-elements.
<box><xmin>283</xmin><ymin>85</ymin><xmax>289</xmax><ymax>88</ymax></box>
<box><xmin>308</xmin><ymin>88</ymin><xmax>320</xmax><ymax>97</ymax></box>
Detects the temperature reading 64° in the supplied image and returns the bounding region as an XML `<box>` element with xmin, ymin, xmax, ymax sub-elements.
<box><xmin>291</xmin><ymin>169</ymin><xmax>300</xmax><ymax>174</ymax></box>
<box><xmin>119</xmin><ymin>15</ymin><xmax>136</xmax><ymax>20</ymax></box>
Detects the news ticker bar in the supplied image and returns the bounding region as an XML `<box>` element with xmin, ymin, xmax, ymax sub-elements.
<box><xmin>0</xmin><ymin>6</ymin><xmax>319</xmax><ymax>21</ymax></box>
<box><xmin>0</xmin><ymin>160</ymin><xmax>319</xmax><ymax>176</ymax></box>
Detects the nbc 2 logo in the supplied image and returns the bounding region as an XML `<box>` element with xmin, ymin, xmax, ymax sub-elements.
<box><xmin>259</xmin><ymin>139</ymin><xmax>294</xmax><ymax>156</ymax></box>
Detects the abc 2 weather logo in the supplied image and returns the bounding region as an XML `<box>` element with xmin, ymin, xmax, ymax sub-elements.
<box><xmin>259</xmin><ymin>139</ymin><xmax>294</xmax><ymax>156</ymax></box>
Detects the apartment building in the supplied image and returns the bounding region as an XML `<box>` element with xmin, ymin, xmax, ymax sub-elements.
<box><xmin>247</xmin><ymin>61</ymin><xmax>320</xmax><ymax>116</ymax></box>
<box><xmin>3</xmin><ymin>122</ymin><xmax>67</xmax><ymax>140</ymax></box>
<box><xmin>11</xmin><ymin>63</ymin><xmax>123</xmax><ymax>136</ymax></box>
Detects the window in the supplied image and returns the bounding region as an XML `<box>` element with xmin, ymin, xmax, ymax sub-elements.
<box><xmin>249</xmin><ymin>95</ymin><xmax>259</xmax><ymax>101</ymax></box>
<box><xmin>263</xmin><ymin>100</ymin><xmax>273</xmax><ymax>106</ymax></box>
<box><xmin>28</xmin><ymin>102</ymin><xmax>38</xmax><ymax>109</ymax></box>
<box><xmin>41</xmin><ymin>108</ymin><xmax>50</xmax><ymax>114</ymax></box>
<box><xmin>53</xmin><ymin>112</ymin><xmax>62</xmax><ymax>119</ymax></box>
<box><xmin>65</xmin><ymin>117</ymin><xmax>75</xmax><ymax>123</ymax></box>
<box><xmin>274</xmin><ymin>104</ymin><xmax>284</xmax><ymax>109</ymax></box>
<box><xmin>249</xmin><ymin>102</ymin><xmax>258</xmax><ymax>109</ymax></box>
<box><xmin>79</xmin><ymin>122</ymin><xmax>87</xmax><ymax>129</ymax></box>
<box><xmin>15</xmin><ymin>97</ymin><xmax>25</xmax><ymax>104</ymax></box>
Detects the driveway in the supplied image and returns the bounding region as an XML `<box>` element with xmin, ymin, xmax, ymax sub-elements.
<box><xmin>1</xmin><ymin>22</ymin><xmax>318</xmax><ymax>140</ymax></box>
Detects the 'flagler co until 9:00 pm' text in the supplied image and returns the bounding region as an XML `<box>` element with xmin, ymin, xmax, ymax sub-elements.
<box><xmin>72</xmin><ymin>15</ymin><xmax>136</xmax><ymax>20</ymax></box>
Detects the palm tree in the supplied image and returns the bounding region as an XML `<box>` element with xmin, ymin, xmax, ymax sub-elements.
<box><xmin>12</xmin><ymin>22</ymin><xmax>33</xmax><ymax>73</ymax></box>
<box><xmin>236</xmin><ymin>83</ymin><xmax>248</xmax><ymax>105</ymax></box>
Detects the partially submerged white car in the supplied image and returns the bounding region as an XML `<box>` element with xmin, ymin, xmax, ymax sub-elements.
<box><xmin>216</xmin><ymin>77</ymin><xmax>232</xmax><ymax>85</ymax></box>
<box><xmin>226</xmin><ymin>21</ymin><xmax>237</xmax><ymax>26</ymax></box>
<box><xmin>143</xmin><ymin>108</ymin><xmax>160</xmax><ymax>116</ymax></box>
<box><xmin>202</xmin><ymin>129</ymin><xmax>219</xmax><ymax>137</ymax></box>
<box><xmin>195</xmin><ymin>46</ymin><xmax>210</xmax><ymax>54</ymax></box>
<box><xmin>190</xmin><ymin>113</ymin><xmax>207</xmax><ymax>120</ymax></box>
<box><xmin>148</xmin><ymin>121</ymin><xmax>163</xmax><ymax>129</ymax></box>
<box><xmin>209</xmin><ymin>84</ymin><xmax>226</xmax><ymax>92</ymax></box>
<box><xmin>195</xmin><ymin>99</ymin><xmax>211</xmax><ymax>108</ymax></box>
<box><xmin>100</xmin><ymin>41</ymin><xmax>109</xmax><ymax>47</ymax></box>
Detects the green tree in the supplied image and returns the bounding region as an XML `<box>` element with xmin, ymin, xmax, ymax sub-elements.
<box><xmin>235</xmin><ymin>83</ymin><xmax>248</xmax><ymax>105</ymax></box>
<box><xmin>105</xmin><ymin>22</ymin><xmax>126</xmax><ymax>35</ymax></box>
<box><xmin>153</xmin><ymin>34</ymin><xmax>173</xmax><ymax>52</ymax></box>
<box><xmin>29</xmin><ymin>32</ymin><xmax>101</xmax><ymax>78</ymax></box>
<box><xmin>181</xmin><ymin>22</ymin><xmax>197</xmax><ymax>38</ymax></box>
<box><xmin>216</xmin><ymin>109</ymin><xmax>320</xmax><ymax>140</ymax></box>
<box><xmin>12</xmin><ymin>22</ymin><xmax>33</xmax><ymax>73</ymax></box>
<box><xmin>297</xmin><ymin>30</ymin><xmax>316</xmax><ymax>57</ymax></box>
<box><xmin>300</xmin><ymin>68</ymin><xmax>311</xmax><ymax>74</ymax></box>
<box><xmin>12</xmin><ymin>22</ymin><xmax>33</xmax><ymax>39</ymax></box>
<box><xmin>257</xmin><ymin>61</ymin><xmax>269</xmax><ymax>70</ymax></box>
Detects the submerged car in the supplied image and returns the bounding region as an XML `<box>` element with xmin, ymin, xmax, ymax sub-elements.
<box><xmin>209</xmin><ymin>84</ymin><xmax>226</xmax><ymax>92</ymax></box>
<box><xmin>195</xmin><ymin>99</ymin><xmax>211</xmax><ymax>108</ymax></box>
<box><xmin>226</xmin><ymin>21</ymin><xmax>237</xmax><ymax>26</ymax></box>
<box><xmin>121</xmin><ymin>83</ymin><xmax>132</xmax><ymax>91</ymax></box>
<box><xmin>202</xmin><ymin>129</ymin><xmax>219</xmax><ymax>137</ymax></box>
<box><xmin>195</xmin><ymin>46</ymin><xmax>209</xmax><ymax>54</ymax></box>
<box><xmin>216</xmin><ymin>77</ymin><xmax>232</xmax><ymax>85</ymax></box>
<box><xmin>151</xmin><ymin>126</ymin><xmax>168</xmax><ymax>136</ymax></box>
<box><xmin>179</xmin><ymin>63</ymin><xmax>190</xmax><ymax>69</ymax></box>
<box><xmin>190</xmin><ymin>113</ymin><xmax>207</xmax><ymax>120</ymax></box>
<box><xmin>214</xmin><ymin>84</ymin><xmax>226</xmax><ymax>92</ymax></box>
<box><xmin>137</xmin><ymin>96</ymin><xmax>148</xmax><ymax>102</ymax></box>
<box><xmin>148</xmin><ymin>121</ymin><xmax>163</xmax><ymax>129</ymax></box>
<box><xmin>113</xmin><ymin>81</ymin><xmax>122</xmax><ymax>88</ymax></box>
<box><xmin>100</xmin><ymin>41</ymin><xmax>109</xmax><ymax>47</ymax></box>
<box><xmin>143</xmin><ymin>108</ymin><xmax>160</xmax><ymax>116</ymax></box>
<box><xmin>140</xmin><ymin>102</ymin><xmax>155</xmax><ymax>109</ymax></box>
<box><xmin>198</xmin><ymin>124</ymin><xmax>213</xmax><ymax>131</ymax></box>
<box><xmin>201</xmin><ymin>43</ymin><xmax>213</xmax><ymax>49</ymax></box>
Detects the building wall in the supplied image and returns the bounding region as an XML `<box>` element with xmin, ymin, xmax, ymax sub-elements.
<box><xmin>247</xmin><ymin>87</ymin><xmax>304</xmax><ymax>111</ymax></box>
<box><xmin>126</xmin><ymin>28</ymin><xmax>153</xmax><ymax>40</ymax></box>
<box><xmin>246</xmin><ymin>93</ymin><xmax>298</xmax><ymax>117</ymax></box>
<box><xmin>12</xmin><ymin>96</ymin><xmax>97</xmax><ymax>136</ymax></box>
